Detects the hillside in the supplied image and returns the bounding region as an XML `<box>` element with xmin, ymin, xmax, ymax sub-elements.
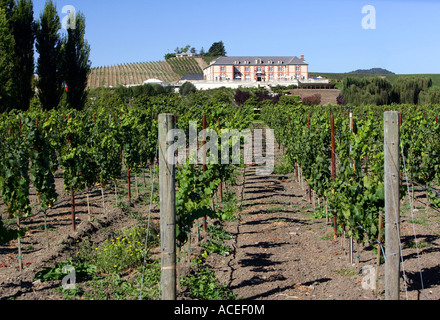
<box><xmin>87</xmin><ymin>56</ymin><xmax>204</xmax><ymax>89</ymax></box>
<box><xmin>348</xmin><ymin>68</ymin><xmax>394</xmax><ymax>75</ymax></box>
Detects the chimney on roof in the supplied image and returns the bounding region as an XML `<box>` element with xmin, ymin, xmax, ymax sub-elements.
<box><xmin>301</xmin><ymin>55</ymin><xmax>305</xmax><ymax>60</ymax></box>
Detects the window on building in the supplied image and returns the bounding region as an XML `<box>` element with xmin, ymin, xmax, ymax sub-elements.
<box><xmin>278</xmin><ymin>66</ymin><xmax>284</xmax><ymax>72</ymax></box>
<box><xmin>269</xmin><ymin>74</ymin><xmax>274</xmax><ymax>81</ymax></box>
<box><xmin>257</xmin><ymin>67</ymin><xmax>262</xmax><ymax>72</ymax></box>
<box><xmin>221</xmin><ymin>66</ymin><xmax>225</xmax><ymax>71</ymax></box>
<box><xmin>269</xmin><ymin>66</ymin><xmax>273</xmax><ymax>72</ymax></box>
<box><xmin>296</xmin><ymin>66</ymin><xmax>301</xmax><ymax>71</ymax></box>
<box><xmin>245</xmin><ymin>74</ymin><xmax>250</xmax><ymax>81</ymax></box>
<box><xmin>245</xmin><ymin>66</ymin><xmax>249</xmax><ymax>72</ymax></box>
<box><xmin>220</xmin><ymin>73</ymin><xmax>226</xmax><ymax>80</ymax></box>
<box><xmin>278</xmin><ymin>74</ymin><xmax>284</xmax><ymax>80</ymax></box>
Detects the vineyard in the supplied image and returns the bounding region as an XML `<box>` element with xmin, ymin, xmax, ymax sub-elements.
<box><xmin>86</xmin><ymin>57</ymin><xmax>204</xmax><ymax>89</ymax></box>
<box><xmin>1</xmin><ymin>87</ymin><xmax>440</xmax><ymax>300</ymax></box>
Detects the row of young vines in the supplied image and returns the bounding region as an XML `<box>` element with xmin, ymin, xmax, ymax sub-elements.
<box><xmin>262</xmin><ymin>100</ymin><xmax>440</xmax><ymax>248</ymax></box>
<box><xmin>0</xmin><ymin>89</ymin><xmax>255</xmax><ymax>269</ymax></box>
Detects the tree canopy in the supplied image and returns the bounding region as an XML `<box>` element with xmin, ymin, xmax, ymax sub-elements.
<box><xmin>208</xmin><ymin>41</ymin><xmax>226</xmax><ymax>57</ymax></box>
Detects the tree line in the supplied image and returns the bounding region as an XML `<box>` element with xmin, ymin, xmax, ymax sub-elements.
<box><xmin>164</xmin><ymin>41</ymin><xmax>227</xmax><ymax>61</ymax></box>
<box><xmin>0</xmin><ymin>0</ymin><xmax>91</xmax><ymax>113</ymax></box>
<box><xmin>339</xmin><ymin>76</ymin><xmax>440</xmax><ymax>106</ymax></box>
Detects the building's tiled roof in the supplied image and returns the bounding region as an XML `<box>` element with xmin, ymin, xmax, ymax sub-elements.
<box><xmin>208</xmin><ymin>56</ymin><xmax>307</xmax><ymax>67</ymax></box>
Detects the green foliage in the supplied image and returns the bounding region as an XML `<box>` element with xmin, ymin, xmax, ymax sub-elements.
<box><xmin>218</xmin><ymin>191</ymin><xmax>239</xmax><ymax>221</ymax></box>
<box><xmin>340</xmin><ymin>75</ymin><xmax>435</xmax><ymax>106</ymax></box>
<box><xmin>164</xmin><ymin>53</ymin><xmax>176</xmax><ymax>60</ymax></box>
<box><xmin>89</xmin><ymin>109</ymin><xmax>122</xmax><ymax>185</ymax></box>
<box><xmin>56</xmin><ymin>262</ymin><xmax>161</xmax><ymax>300</ymax></box>
<box><xmin>418</xmin><ymin>86</ymin><xmax>440</xmax><ymax>105</ymax></box>
<box><xmin>9</xmin><ymin>0</ymin><xmax>35</xmax><ymax>111</ymax></box>
<box><xmin>179</xmin><ymin>81</ymin><xmax>196</xmax><ymax>96</ymax></box>
<box><xmin>114</xmin><ymin>83</ymin><xmax>171</xmax><ymax>100</ymax></box>
<box><xmin>201</xmin><ymin>239</ymin><xmax>232</xmax><ymax>256</ymax></box>
<box><xmin>342</xmin><ymin>77</ymin><xmax>392</xmax><ymax>106</ymax></box>
<box><xmin>326</xmin><ymin>116</ymin><xmax>387</xmax><ymax>241</ymax></box>
<box><xmin>77</xmin><ymin>224</ymin><xmax>159</xmax><ymax>274</ymax></box>
<box><xmin>167</xmin><ymin>56</ymin><xmax>203</xmax><ymax>77</ymax></box>
<box><xmin>181</xmin><ymin>264</ymin><xmax>237</xmax><ymax>300</ymax></box>
<box><xmin>274</xmin><ymin>155</ymin><xmax>293</xmax><ymax>175</ymax></box>
<box><xmin>35</xmin><ymin>0</ymin><xmax>63</xmax><ymax>111</ymax></box>
<box><xmin>61</xmin><ymin>11</ymin><xmax>91</xmax><ymax>110</ymax></box>
<box><xmin>24</xmin><ymin>115</ymin><xmax>58</xmax><ymax>210</ymax></box>
<box><xmin>207</xmin><ymin>41</ymin><xmax>226</xmax><ymax>57</ymax></box>
<box><xmin>175</xmin><ymin>162</ymin><xmax>218</xmax><ymax>243</ymax></box>
<box><xmin>391</xmin><ymin>76</ymin><xmax>432</xmax><ymax>104</ymax></box>
<box><xmin>0</xmin><ymin>218</ymin><xmax>25</xmax><ymax>244</ymax></box>
<box><xmin>207</xmin><ymin>224</ymin><xmax>234</xmax><ymax>241</ymax></box>
<box><xmin>262</xmin><ymin>102</ymin><xmax>410</xmax><ymax>244</ymax></box>
<box><xmin>0</xmin><ymin>114</ymin><xmax>31</xmax><ymax>219</ymax></box>
<box><xmin>0</xmin><ymin>7</ymin><xmax>15</xmax><ymax>112</ymax></box>
<box><xmin>0</xmin><ymin>87</ymin><xmax>254</xmax><ymax>250</ymax></box>
<box><xmin>58</xmin><ymin>112</ymin><xmax>93</xmax><ymax>192</ymax></box>
<box><xmin>33</xmin><ymin>258</ymin><xmax>97</xmax><ymax>282</ymax></box>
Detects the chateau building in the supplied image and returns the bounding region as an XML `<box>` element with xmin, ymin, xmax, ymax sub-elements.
<box><xmin>203</xmin><ymin>56</ymin><xmax>309</xmax><ymax>82</ymax></box>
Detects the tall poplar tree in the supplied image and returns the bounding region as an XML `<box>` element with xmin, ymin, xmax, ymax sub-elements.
<box><xmin>35</xmin><ymin>0</ymin><xmax>62</xmax><ymax>111</ymax></box>
<box><xmin>61</xmin><ymin>11</ymin><xmax>91</xmax><ymax>110</ymax></box>
<box><xmin>10</xmin><ymin>0</ymin><xmax>35</xmax><ymax>111</ymax></box>
<box><xmin>0</xmin><ymin>6</ymin><xmax>15</xmax><ymax>112</ymax></box>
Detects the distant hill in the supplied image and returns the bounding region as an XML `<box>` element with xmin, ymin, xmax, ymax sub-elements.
<box><xmin>348</xmin><ymin>68</ymin><xmax>395</xmax><ymax>75</ymax></box>
<box><xmin>87</xmin><ymin>56</ymin><xmax>204</xmax><ymax>89</ymax></box>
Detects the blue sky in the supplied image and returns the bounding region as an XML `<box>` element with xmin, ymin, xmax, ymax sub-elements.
<box><xmin>33</xmin><ymin>0</ymin><xmax>440</xmax><ymax>74</ymax></box>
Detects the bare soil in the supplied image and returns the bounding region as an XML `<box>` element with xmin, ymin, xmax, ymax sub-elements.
<box><xmin>0</xmin><ymin>170</ymin><xmax>161</xmax><ymax>300</ymax></box>
<box><xmin>290</xmin><ymin>89</ymin><xmax>341</xmax><ymax>106</ymax></box>
<box><xmin>1</xmin><ymin>130</ymin><xmax>440</xmax><ymax>301</ymax></box>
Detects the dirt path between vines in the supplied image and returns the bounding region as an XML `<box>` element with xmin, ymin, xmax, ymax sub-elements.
<box><xmin>207</xmin><ymin>127</ymin><xmax>440</xmax><ymax>301</ymax></box>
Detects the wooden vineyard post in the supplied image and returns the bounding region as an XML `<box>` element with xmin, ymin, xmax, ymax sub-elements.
<box><xmin>218</xmin><ymin>118</ymin><xmax>223</xmax><ymax>202</ymax></box>
<box><xmin>86</xmin><ymin>184</ymin><xmax>91</xmax><ymax>221</ymax></box>
<box><xmin>71</xmin><ymin>189</ymin><xmax>76</xmax><ymax>232</ymax></box>
<box><xmin>331</xmin><ymin>115</ymin><xmax>337</xmax><ymax>239</ymax></box>
<box><xmin>128</xmin><ymin>169</ymin><xmax>132</xmax><ymax>204</ymax></box>
<box><xmin>384</xmin><ymin>111</ymin><xmax>401</xmax><ymax>300</ymax></box>
<box><xmin>202</xmin><ymin>115</ymin><xmax>207</xmax><ymax>232</ymax></box>
<box><xmin>307</xmin><ymin>116</ymin><xmax>312</xmax><ymax>204</ymax></box>
<box><xmin>100</xmin><ymin>182</ymin><xmax>107</xmax><ymax>217</ymax></box>
<box><xmin>349</xmin><ymin>110</ymin><xmax>354</xmax><ymax>264</ymax></box>
<box><xmin>375</xmin><ymin>212</ymin><xmax>384</xmax><ymax>295</ymax></box>
<box><xmin>135</xmin><ymin>171</ymin><xmax>139</xmax><ymax>198</ymax></box>
<box><xmin>67</xmin><ymin>116</ymin><xmax>76</xmax><ymax>233</ymax></box>
<box><xmin>295</xmin><ymin>163</ymin><xmax>299</xmax><ymax>183</ymax></box>
<box><xmin>17</xmin><ymin>216</ymin><xmax>22</xmax><ymax>271</ymax></box>
<box><xmin>158</xmin><ymin>114</ymin><xmax>176</xmax><ymax>300</ymax></box>
<box><xmin>44</xmin><ymin>208</ymin><xmax>50</xmax><ymax>249</ymax></box>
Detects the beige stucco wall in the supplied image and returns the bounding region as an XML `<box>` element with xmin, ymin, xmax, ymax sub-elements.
<box><xmin>204</xmin><ymin>61</ymin><xmax>309</xmax><ymax>82</ymax></box>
